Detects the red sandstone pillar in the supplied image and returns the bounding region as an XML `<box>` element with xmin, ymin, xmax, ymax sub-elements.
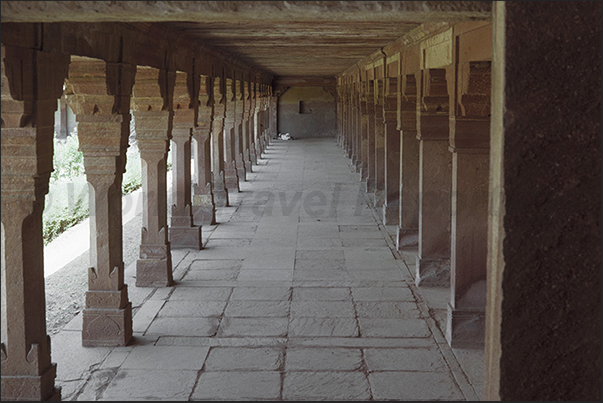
<box><xmin>1</xmin><ymin>45</ymin><xmax>68</xmax><ymax>401</ymax></box>
<box><xmin>359</xmin><ymin>81</ymin><xmax>369</xmax><ymax>182</ymax></box>
<box><xmin>415</xmin><ymin>68</ymin><xmax>452</xmax><ymax>287</ymax></box>
<box><xmin>66</xmin><ymin>58</ymin><xmax>135</xmax><ymax>347</ymax></box>
<box><xmin>397</xmin><ymin>73</ymin><xmax>420</xmax><ymax>250</ymax></box>
<box><xmin>373</xmin><ymin>78</ymin><xmax>386</xmax><ymax>207</ymax></box>
<box><xmin>234</xmin><ymin>80</ymin><xmax>247</xmax><ymax>181</ymax></box>
<box><xmin>248</xmin><ymin>83</ymin><xmax>258</xmax><ymax>166</ymax></box>
<box><xmin>445</xmin><ymin>48</ymin><xmax>492</xmax><ymax>347</ymax></box>
<box><xmin>192</xmin><ymin>75</ymin><xmax>217</xmax><ymax>225</ymax></box>
<box><xmin>131</xmin><ymin>67</ymin><xmax>175</xmax><ymax>287</ymax></box>
<box><xmin>170</xmin><ymin>71</ymin><xmax>202</xmax><ymax>248</ymax></box>
<box><xmin>212</xmin><ymin>76</ymin><xmax>230</xmax><ymax>207</ymax></box>
<box><xmin>223</xmin><ymin>78</ymin><xmax>240</xmax><ymax>192</ymax></box>
<box><xmin>383</xmin><ymin>77</ymin><xmax>400</xmax><ymax>224</ymax></box>
<box><xmin>241</xmin><ymin>80</ymin><xmax>253</xmax><ymax>174</ymax></box>
<box><xmin>365</xmin><ymin>81</ymin><xmax>376</xmax><ymax>193</ymax></box>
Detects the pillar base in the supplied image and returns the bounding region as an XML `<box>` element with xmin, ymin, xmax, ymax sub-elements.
<box><xmin>1</xmin><ymin>364</ymin><xmax>61</xmax><ymax>401</ymax></box>
<box><xmin>169</xmin><ymin>225</ymin><xmax>202</xmax><ymax>249</ymax></box>
<box><xmin>446</xmin><ymin>304</ymin><xmax>485</xmax><ymax>348</ymax></box>
<box><xmin>382</xmin><ymin>202</ymin><xmax>399</xmax><ymax>225</ymax></box>
<box><xmin>355</xmin><ymin>161</ymin><xmax>362</xmax><ymax>173</ymax></box>
<box><xmin>192</xmin><ymin>202</ymin><xmax>216</xmax><ymax>226</ymax></box>
<box><xmin>397</xmin><ymin>228</ymin><xmax>418</xmax><ymax>250</ymax></box>
<box><xmin>373</xmin><ymin>190</ymin><xmax>385</xmax><ymax>208</ymax></box>
<box><xmin>244</xmin><ymin>160</ymin><xmax>253</xmax><ymax>174</ymax></box>
<box><xmin>136</xmin><ymin>256</ymin><xmax>173</xmax><ymax>287</ymax></box>
<box><xmin>213</xmin><ymin>188</ymin><xmax>229</xmax><ymax>207</ymax></box>
<box><xmin>415</xmin><ymin>257</ymin><xmax>450</xmax><ymax>287</ymax></box>
<box><xmin>365</xmin><ymin>178</ymin><xmax>376</xmax><ymax>193</ymax></box>
<box><xmin>82</xmin><ymin>303</ymin><xmax>133</xmax><ymax>347</ymax></box>
<box><xmin>250</xmin><ymin>150</ymin><xmax>258</xmax><ymax>165</ymax></box>
<box><xmin>224</xmin><ymin>165</ymin><xmax>240</xmax><ymax>191</ymax></box>
<box><xmin>236</xmin><ymin>166</ymin><xmax>247</xmax><ymax>182</ymax></box>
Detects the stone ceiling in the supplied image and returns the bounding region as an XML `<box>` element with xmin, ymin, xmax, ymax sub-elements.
<box><xmin>1</xmin><ymin>1</ymin><xmax>492</xmax><ymax>78</ymax></box>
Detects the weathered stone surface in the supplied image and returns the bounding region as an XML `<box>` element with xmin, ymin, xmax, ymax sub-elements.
<box><xmin>193</xmin><ymin>371</ymin><xmax>281</xmax><ymax>400</ymax></box>
<box><xmin>369</xmin><ymin>371</ymin><xmax>463</xmax><ymax>400</ymax></box>
<box><xmin>283</xmin><ymin>372</ymin><xmax>371</xmax><ymax>400</ymax></box>
<box><xmin>204</xmin><ymin>347</ymin><xmax>283</xmax><ymax>371</ymax></box>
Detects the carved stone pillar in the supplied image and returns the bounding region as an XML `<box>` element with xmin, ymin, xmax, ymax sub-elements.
<box><xmin>383</xmin><ymin>77</ymin><xmax>400</xmax><ymax>224</ymax></box>
<box><xmin>269</xmin><ymin>94</ymin><xmax>278</xmax><ymax>140</ymax></box>
<box><xmin>223</xmin><ymin>78</ymin><xmax>240</xmax><ymax>192</ymax></box>
<box><xmin>341</xmin><ymin>86</ymin><xmax>349</xmax><ymax>155</ymax></box>
<box><xmin>248</xmin><ymin>83</ymin><xmax>258</xmax><ymax>166</ymax></box>
<box><xmin>351</xmin><ymin>83</ymin><xmax>360</xmax><ymax>169</ymax></box>
<box><xmin>212</xmin><ymin>76</ymin><xmax>229</xmax><ymax>207</ymax></box>
<box><xmin>446</xmin><ymin>61</ymin><xmax>491</xmax><ymax>347</ymax></box>
<box><xmin>131</xmin><ymin>66</ymin><xmax>174</xmax><ymax>287</ymax></box>
<box><xmin>241</xmin><ymin>81</ymin><xmax>253</xmax><ymax>174</ymax></box>
<box><xmin>415</xmin><ymin>68</ymin><xmax>452</xmax><ymax>287</ymax></box>
<box><xmin>66</xmin><ymin>58</ymin><xmax>135</xmax><ymax>347</ymax></box>
<box><xmin>359</xmin><ymin>82</ymin><xmax>369</xmax><ymax>182</ymax></box>
<box><xmin>365</xmin><ymin>81</ymin><xmax>376</xmax><ymax>193</ymax></box>
<box><xmin>397</xmin><ymin>73</ymin><xmax>420</xmax><ymax>250</ymax></box>
<box><xmin>192</xmin><ymin>75</ymin><xmax>216</xmax><ymax>225</ymax></box>
<box><xmin>1</xmin><ymin>44</ymin><xmax>68</xmax><ymax>401</ymax></box>
<box><xmin>170</xmin><ymin>71</ymin><xmax>202</xmax><ymax>249</ymax></box>
<box><xmin>373</xmin><ymin>78</ymin><xmax>386</xmax><ymax>207</ymax></box>
<box><xmin>234</xmin><ymin>80</ymin><xmax>247</xmax><ymax>181</ymax></box>
<box><xmin>253</xmin><ymin>95</ymin><xmax>263</xmax><ymax>161</ymax></box>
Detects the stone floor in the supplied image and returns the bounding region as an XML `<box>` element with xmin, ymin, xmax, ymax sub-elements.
<box><xmin>51</xmin><ymin>137</ymin><xmax>484</xmax><ymax>401</ymax></box>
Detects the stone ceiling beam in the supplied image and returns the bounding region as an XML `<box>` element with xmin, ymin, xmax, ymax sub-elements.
<box><xmin>2</xmin><ymin>1</ymin><xmax>492</xmax><ymax>23</ymax></box>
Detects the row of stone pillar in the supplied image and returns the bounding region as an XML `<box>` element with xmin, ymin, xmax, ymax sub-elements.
<box><xmin>0</xmin><ymin>46</ymin><xmax>275</xmax><ymax>400</ymax></box>
<box><xmin>337</xmin><ymin>52</ymin><xmax>491</xmax><ymax>349</ymax></box>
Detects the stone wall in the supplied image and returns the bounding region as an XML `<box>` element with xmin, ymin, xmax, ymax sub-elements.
<box><xmin>277</xmin><ymin>86</ymin><xmax>336</xmax><ymax>138</ymax></box>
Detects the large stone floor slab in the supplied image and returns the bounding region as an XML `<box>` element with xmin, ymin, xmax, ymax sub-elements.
<box><xmin>50</xmin><ymin>138</ymin><xmax>482</xmax><ymax>401</ymax></box>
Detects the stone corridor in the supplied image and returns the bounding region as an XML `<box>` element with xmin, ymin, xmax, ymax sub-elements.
<box><xmin>51</xmin><ymin>138</ymin><xmax>480</xmax><ymax>401</ymax></box>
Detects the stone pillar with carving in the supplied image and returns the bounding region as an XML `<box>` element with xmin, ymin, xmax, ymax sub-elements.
<box><xmin>446</xmin><ymin>61</ymin><xmax>491</xmax><ymax>348</ymax></box>
<box><xmin>248</xmin><ymin>82</ymin><xmax>258</xmax><ymax>166</ymax></box>
<box><xmin>269</xmin><ymin>94</ymin><xmax>278</xmax><ymax>140</ymax></box>
<box><xmin>415</xmin><ymin>68</ymin><xmax>452</xmax><ymax>287</ymax></box>
<box><xmin>397</xmin><ymin>73</ymin><xmax>421</xmax><ymax>250</ymax></box>
<box><xmin>170</xmin><ymin>70</ymin><xmax>202</xmax><ymax>249</ymax></box>
<box><xmin>383</xmin><ymin>77</ymin><xmax>400</xmax><ymax>224</ymax></box>
<box><xmin>1</xmin><ymin>44</ymin><xmax>68</xmax><ymax>402</ymax></box>
<box><xmin>358</xmin><ymin>81</ymin><xmax>369</xmax><ymax>182</ymax></box>
<box><xmin>241</xmin><ymin>80</ymin><xmax>253</xmax><ymax>174</ymax></box>
<box><xmin>373</xmin><ymin>78</ymin><xmax>386</xmax><ymax>207</ymax></box>
<box><xmin>131</xmin><ymin>66</ymin><xmax>174</xmax><ymax>287</ymax></box>
<box><xmin>66</xmin><ymin>58</ymin><xmax>135</xmax><ymax>347</ymax></box>
<box><xmin>212</xmin><ymin>76</ymin><xmax>230</xmax><ymax>207</ymax></box>
<box><xmin>365</xmin><ymin>81</ymin><xmax>376</xmax><ymax>193</ymax></box>
<box><xmin>192</xmin><ymin>75</ymin><xmax>216</xmax><ymax>225</ymax></box>
<box><xmin>253</xmin><ymin>90</ymin><xmax>263</xmax><ymax>161</ymax></box>
<box><xmin>234</xmin><ymin>79</ymin><xmax>247</xmax><ymax>181</ymax></box>
<box><xmin>351</xmin><ymin>82</ymin><xmax>359</xmax><ymax>168</ymax></box>
<box><xmin>223</xmin><ymin>78</ymin><xmax>240</xmax><ymax>192</ymax></box>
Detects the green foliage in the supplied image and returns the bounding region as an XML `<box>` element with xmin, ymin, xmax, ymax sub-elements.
<box><xmin>51</xmin><ymin>135</ymin><xmax>85</xmax><ymax>183</ymax></box>
<box><xmin>122</xmin><ymin>143</ymin><xmax>142</xmax><ymax>195</ymax></box>
<box><xmin>43</xmin><ymin>176</ymin><xmax>89</xmax><ymax>245</ymax></box>
<box><xmin>43</xmin><ymin>135</ymin><xmax>144</xmax><ymax>245</ymax></box>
